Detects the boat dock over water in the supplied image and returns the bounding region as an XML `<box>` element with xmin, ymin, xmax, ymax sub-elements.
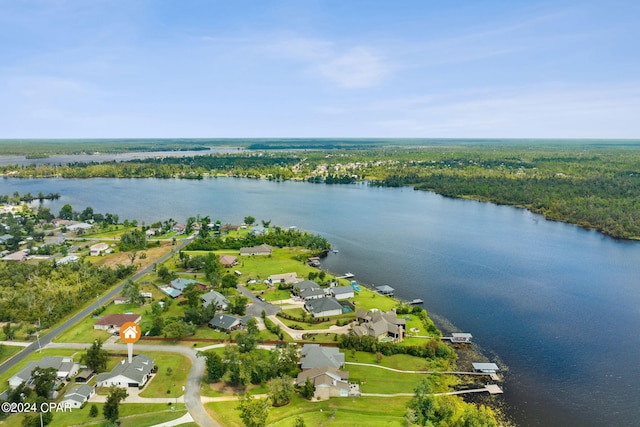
<box><xmin>337</xmin><ymin>272</ymin><xmax>355</xmax><ymax>279</ymax></box>
<box><xmin>409</xmin><ymin>298</ymin><xmax>424</xmax><ymax>305</ymax></box>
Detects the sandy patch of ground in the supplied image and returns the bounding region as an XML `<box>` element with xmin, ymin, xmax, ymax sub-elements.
<box><xmin>93</xmin><ymin>241</ymin><xmax>175</xmax><ymax>271</ymax></box>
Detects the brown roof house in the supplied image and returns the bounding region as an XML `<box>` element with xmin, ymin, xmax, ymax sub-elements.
<box><xmin>219</xmin><ymin>255</ymin><xmax>238</xmax><ymax>268</ymax></box>
<box><xmin>239</xmin><ymin>244</ymin><xmax>273</xmax><ymax>256</ymax></box>
<box><xmin>94</xmin><ymin>313</ymin><xmax>141</xmax><ymax>331</ymax></box>
<box><xmin>296</xmin><ymin>366</ymin><xmax>351</xmax><ymax>400</ymax></box>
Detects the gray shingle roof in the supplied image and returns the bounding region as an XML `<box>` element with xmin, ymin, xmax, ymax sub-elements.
<box><xmin>300</xmin><ymin>344</ymin><xmax>345</xmax><ymax>370</ymax></box>
<box><xmin>96</xmin><ymin>354</ymin><xmax>154</xmax><ymax>385</ymax></box>
<box><xmin>304</xmin><ymin>297</ymin><xmax>343</xmax><ymax>315</ymax></box>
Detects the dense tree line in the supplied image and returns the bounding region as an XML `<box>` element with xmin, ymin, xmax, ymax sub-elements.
<box><xmin>0</xmin><ymin>260</ymin><xmax>135</xmax><ymax>326</ymax></box>
<box><xmin>186</xmin><ymin>227</ymin><xmax>331</xmax><ymax>252</ymax></box>
<box><xmin>339</xmin><ymin>334</ymin><xmax>456</xmax><ymax>361</ymax></box>
<box><xmin>3</xmin><ymin>143</ymin><xmax>640</xmax><ymax>238</ymax></box>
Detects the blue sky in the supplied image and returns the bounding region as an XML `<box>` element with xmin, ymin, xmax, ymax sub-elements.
<box><xmin>1</xmin><ymin>0</ymin><xmax>639</xmax><ymax>138</ymax></box>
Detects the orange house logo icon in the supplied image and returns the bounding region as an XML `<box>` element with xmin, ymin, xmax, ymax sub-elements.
<box><xmin>120</xmin><ymin>322</ymin><xmax>141</xmax><ymax>344</ymax></box>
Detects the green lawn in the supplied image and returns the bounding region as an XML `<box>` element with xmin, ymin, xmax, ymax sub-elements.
<box><xmin>0</xmin><ymin>345</ymin><xmax>24</xmax><ymax>365</ymax></box>
<box><xmin>206</xmin><ymin>394</ymin><xmax>411</xmax><ymax>427</ymax></box>
<box><xmin>345</xmin><ymin>364</ymin><xmax>452</xmax><ymax>394</ymax></box>
<box><xmin>345</xmin><ymin>351</ymin><xmax>451</xmax><ymax>371</ymax></box>
<box><xmin>138</xmin><ymin>351</ymin><xmax>191</xmax><ymax>398</ymax></box>
<box><xmin>352</xmin><ymin>288</ymin><xmax>399</xmax><ymax>312</ymax></box>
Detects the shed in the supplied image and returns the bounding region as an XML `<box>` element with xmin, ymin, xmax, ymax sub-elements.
<box><xmin>472</xmin><ymin>362</ymin><xmax>500</xmax><ymax>373</ymax></box>
<box><xmin>375</xmin><ymin>285</ymin><xmax>395</xmax><ymax>296</ymax></box>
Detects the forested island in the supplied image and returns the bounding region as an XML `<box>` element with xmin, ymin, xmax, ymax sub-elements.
<box><xmin>1</xmin><ymin>139</ymin><xmax>639</xmax><ymax>239</ymax></box>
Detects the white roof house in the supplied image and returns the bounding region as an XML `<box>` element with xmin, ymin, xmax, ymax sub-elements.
<box><xmin>330</xmin><ymin>286</ymin><xmax>354</xmax><ymax>300</ymax></box>
<box><xmin>96</xmin><ymin>355</ymin><xmax>155</xmax><ymax>388</ymax></box>
<box><xmin>61</xmin><ymin>385</ymin><xmax>95</xmax><ymax>408</ymax></box>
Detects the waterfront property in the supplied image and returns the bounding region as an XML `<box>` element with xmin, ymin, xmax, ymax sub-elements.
<box><xmin>352</xmin><ymin>309</ymin><xmax>405</xmax><ymax>342</ymax></box>
<box><xmin>293</xmin><ymin>280</ymin><xmax>321</xmax><ymax>295</ymax></box>
<box><xmin>96</xmin><ymin>354</ymin><xmax>156</xmax><ymax>388</ymax></box>
<box><xmin>375</xmin><ymin>285</ymin><xmax>395</xmax><ymax>296</ymax></box>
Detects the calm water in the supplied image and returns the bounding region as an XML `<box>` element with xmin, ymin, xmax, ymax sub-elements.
<box><xmin>0</xmin><ymin>148</ymin><xmax>242</xmax><ymax>167</ymax></box>
<box><xmin>3</xmin><ymin>177</ymin><xmax>640</xmax><ymax>426</ymax></box>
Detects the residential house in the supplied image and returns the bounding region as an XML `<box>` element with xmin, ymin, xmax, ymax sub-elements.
<box><xmin>93</xmin><ymin>313</ymin><xmax>142</xmax><ymax>331</ymax></box>
<box><xmin>239</xmin><ymin>244</ymin><xmax>273</xmax><ymax>256</ymax></box>
<box><xmin>268</xmin><ymin>272</ymin><xmax>300</xmax><ymax>285</ymax></box>
<box><xmin>172</xmin><ymin>224</ymin><xmax>186</xmax><ymax>234</ymax></box>
<box><xmin>96</xmin><ymin>355</ymin><xmax>155</xmax><ymax>388</ymax></box>
<box><xmin>60</xmin><ymin>385</ymin><xmax>95</xmax><ymax>408</ymax></box>
<box><xmin>169</xmin><ymin>278</ymin><xmax>198</xmax><ymax>292</ymax></box>
<box><xmin>56</xmin><ymin>255</ymin><xmax>79</xmax><ymax>265</ymax></box>
<box><xmin>0</xmin><ymin>234</ymin><xmax>13</xmax><ymax>244</ymax></box>
<box><xmin>352</xmin><ymin>309</ymin><xmax>405</xmax><ymax>341</ymax></box>
<box><xmin>300</xmin><ymin>287</ymin><xmax>326</xmax><ymax>301</ymax></box>
<box><xmin>89</xmin><ymin>242</ymin><xmax>110</xmax><ymax>256</ymax></box>
<box><xmin>330</xmin><ymin>286</ymin><xmax>354</xmax><ymax>300</ymax></box>
<box><xmin>293</xmin><ymin>280</ymin><xmax>320</xmax><ymax>295</ymax></box>
<box><xmin>300</xmin><ymin>344</ymin><xmax>345</xmax><ymax>370</ymax></box>
<box><xmin>208</xmin><ymin>314</ymin><xmax>252</xmax><ymax>332</ymax></box>
<box><xmin>250</xmin><ymin>226</ymin><xmax>268</xmax><ymax>236</ymax></box>
<box><xmin>2</xmin><ymin>250</ymin><xmax>28</xmax><ymax>262</ymax></box>
<box><xmin>159</xmin><ymin>286</ymin><xmax>182</xmax><ymax>299</ymax></box>
<box><xmin>304</xmin><ymin>297</ymin><xmax>343</xmax><ymax>317</ymax></box>
<box><xmin>295</xmin><ymin>366</ymin><xmax>351</xmax><ymax>400</ymax></box>
<box><xmin>9</xmin><ymin>357</ymin><xmax>79</xmax><ymax>389</ymax></box>
<box><xmin>201</xmin><ymin>290</ymin><xmax>230</xmax><ymax>310</ymax></box>
<box><xmin>219</xmin><ymin>255</ymin><xmax>238</xmax><ymax>268</ymax></box>
<box><xmin>145</xmin><ymin>228</ymin><xmax>161</xmax><ymax>237</ymax></box>
<box><xmin>113</xmin><ymin>296</ymin><xmax>129</xmax><ymax>305</ymax></box>
<box><xmin>66</xmin><ymin>222</ymin><xmax>93</xmax><ymax>232</ymax></box>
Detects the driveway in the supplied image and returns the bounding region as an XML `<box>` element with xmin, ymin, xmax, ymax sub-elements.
<box><xmin>237</xmin><ymin>285</ymin><xmax>282</xmax><ymax>317</ymax></box>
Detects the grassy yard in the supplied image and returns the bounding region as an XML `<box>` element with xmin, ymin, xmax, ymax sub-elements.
<box><xmin>0</xmin><ymin>345</ymin><xmax>23</xmax><ymax>365</ymax></box>
<box><xmin>138</xmin><ymin>351</ymin><xmax>191</xmax><ymax>398</ymax></box>
<box><xmin>345</xmin><ymin>364</ymin><xmax>452</xmax><ymax>394</ymax></box>
<box><xmin>352</xmin><ymin>288</ymin><xmax>399</xmax><ymax>312</ymax></box>
<box><xmin>345</xmin><ymin>351</ymin><xmax>452</xmax><ymax>371</ymax></box>
<box><xmin>206</xmin><ymin>394</ymin><xmax>411</xmax><ymax>427</ymax></box>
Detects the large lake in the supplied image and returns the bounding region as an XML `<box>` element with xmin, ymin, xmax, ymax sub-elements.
<box><xmin>3</xmin><ymin>177</ymin><xmax>639</xmax><ymax>426</ymax></box>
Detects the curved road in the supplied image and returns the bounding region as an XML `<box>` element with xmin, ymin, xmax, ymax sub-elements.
<box><xmin>0</xmin><ymin>236</ymin><xmax>220</xmax><ymax>426</ymax></box>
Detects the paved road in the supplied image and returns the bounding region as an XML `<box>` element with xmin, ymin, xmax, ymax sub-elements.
<box><xmin>0</xmin><ymin>238</ymin><xmax>191</xmax><ymax>377</ymax></box>
<box><xmin>237</xmin><ymin>285</ymin><xmax>282</xmax><ymax>317</ymax></box>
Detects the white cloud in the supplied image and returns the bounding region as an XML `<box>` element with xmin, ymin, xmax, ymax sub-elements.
<box><xmin>369</xmin><ymin>84</ymin><xmax>640</xmax><ymax>138</ymax></box>
<box><xmin>270</xmin><ymin>36</ymin><xmax>391</xmax><ymax>89</ymax></box>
